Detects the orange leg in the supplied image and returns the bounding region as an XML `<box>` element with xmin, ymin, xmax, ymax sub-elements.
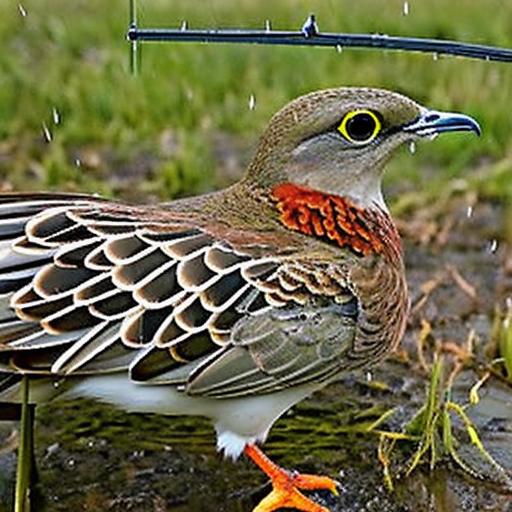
<box><xmin>244</xmin><ymin>444</ymin><xmax>338</xmax><ymax>512</ymax></box>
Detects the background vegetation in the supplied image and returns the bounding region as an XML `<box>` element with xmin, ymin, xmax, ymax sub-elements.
<box><xmin>0</xmin><ymin>0</ymin><xmax>511</xmax><ymax>206</ymax></box>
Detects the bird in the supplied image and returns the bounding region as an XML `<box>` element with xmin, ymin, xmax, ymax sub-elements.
<box><xmin>0</xmin><ymin>87</ymin><xmax>480</xmax><ymax>512</ymax></box>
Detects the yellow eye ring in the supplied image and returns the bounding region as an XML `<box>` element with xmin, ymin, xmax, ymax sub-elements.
<box><xmin>337</xmin><ymin>109</ymin><xmax>381</xmax><ymax>144</ymax></box>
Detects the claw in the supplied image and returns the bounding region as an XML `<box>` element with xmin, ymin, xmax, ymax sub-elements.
<box><xmin>245</xmin><ymin>444</ymin><xmax>338</xmax><ymax>512</ymax></box>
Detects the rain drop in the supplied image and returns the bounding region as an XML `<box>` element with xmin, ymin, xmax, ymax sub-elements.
<box><xmin>402</xmin><ymin>1</ymin><xmax>409</xmax><ymax>16</ymax></box>
<box><xmin>46</xmin><ymin>442</ymin><xmax>60</xmax><ymax>456</ymax></box>
<box><xmin>52</xmin><ymin>107</ymin><xmax>60</xmax><ymax>125</ymax></box>
<box><xmin>408</xmin><ymin>141</ymin><xmax>416</xmax><ymax>154</ymax></box>
<box><xmin>67</xmin><ymin>458</ymin><xmax>75</xmax><ymax>467</ymax></box>
<box><xmin>248</xmin><ymin>94</ymin><xmax>256</xmax><ymax>111</ymax></box>
<box><xmin>264</xmin><ymin>19</ymin><xmax>272</xmax><ymax>32</ymax></box>
<box><xmin>75</xmin><ymin>158</ymin><xmax>81</xmax><ymax>167</ymax></box>
<box><xmin>335</xmin><ymin>44</ymin><xmax>343</xmax><ymax>53</ymax></box>
<box><xmin>18</xmin><ymin>4</ymin><xmax>27</xmax><ymax>17</ymax></box>
<box><xmin>466</xmin><ymin>205</ymin><xmax>473</xmax><ymax>218</ymax></box>
<box><xmin>487</xmin><ymin>239</ymin><xmax>498</xmax><ymax>254</ymax></box>
<box><xmin>42</xmin><ymin>122</ymin><xmax>52</xmax><ymax>143</ymax></box>
<box><xmin>366</xmin><ymin>371</ymin><xmax>373</xmax><ymax>382</ymax></box>
<box><xmin>180</xmin><ymin>20</ymin><xmax>188</xmax><ymax>31</ymax></box>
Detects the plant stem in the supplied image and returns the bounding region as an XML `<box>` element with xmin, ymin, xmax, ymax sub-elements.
<box><xmin>14</xmin><ymin>376</ymin><xmax>31</xmax><ymax>512</ymax></box>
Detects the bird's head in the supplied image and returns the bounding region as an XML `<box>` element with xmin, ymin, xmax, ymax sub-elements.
<box><xmin>246</xmin><ymin>87</ymin><xmax>480</xmax><ymax>209</ymax></box>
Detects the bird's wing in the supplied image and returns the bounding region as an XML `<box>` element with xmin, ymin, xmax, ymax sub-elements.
<box><xmin>184</xmin><ymin>297</ymin><xmax>357</xmax><ymax>398</ymax></box>
<box><xmin>0</xmin><ymin>193</ymin><xmax>363</xmax><ymax>398</ymax></box>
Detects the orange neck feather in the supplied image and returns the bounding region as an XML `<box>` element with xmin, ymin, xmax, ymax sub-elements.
<box><xmin>270</xmin><ymin>182</ymin><xmax>401</xmax><ymax>260</ymax></box>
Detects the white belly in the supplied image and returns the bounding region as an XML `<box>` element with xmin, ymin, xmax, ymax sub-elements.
<box><xmin>58</xmin><ymin>374</ymin><xmax>318</xmax><ymax>458</ymax></box>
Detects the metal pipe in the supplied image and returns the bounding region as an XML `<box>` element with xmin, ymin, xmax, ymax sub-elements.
<box><xmin>126</xmin><ymin>26</ymin><xmax>512</xmax><ymax>63</ymax></box>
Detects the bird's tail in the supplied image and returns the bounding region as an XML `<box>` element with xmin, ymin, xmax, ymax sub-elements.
<box><xmin>0</xmin><ymin>370</ymin><xmax>22</xmax><ymax>410</ymax></box>
<box><xmin>0</xmin><ymin>371</ymin><xmax>20</xmax><ymax>394</ymax></box>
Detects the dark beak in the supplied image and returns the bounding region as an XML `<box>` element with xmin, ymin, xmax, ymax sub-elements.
<box><xmin>404</xmin><ymin>109</ymin><xmax>481</xmax><ymax>137</ymax></box>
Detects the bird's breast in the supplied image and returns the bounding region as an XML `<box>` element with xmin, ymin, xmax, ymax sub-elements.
<box><xmin>270</xmin><ymin>182</ymin><xmax>402</xmax><ymax>262</ymax></box>
<box><xmin>270</xmin><ymin>182</ymin><xmax>407</xmax><ymax>365</ymax></box>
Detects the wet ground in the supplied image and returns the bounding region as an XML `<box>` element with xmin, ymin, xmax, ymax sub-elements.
<box><xmin>0</xmin><ymin>193</ymin><xmax>511</xmax><ymax>512</ymax></box>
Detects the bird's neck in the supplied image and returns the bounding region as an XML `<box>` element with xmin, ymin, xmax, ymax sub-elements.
<box><xmin>269</xmin><ymin>182</ymin><xmax>402</xmax><ymax>261</ymax></box>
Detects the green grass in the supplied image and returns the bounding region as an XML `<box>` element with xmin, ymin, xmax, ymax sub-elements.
<box><xmin>0</xmin><ymin>0</ymin><xmax>511</xmax><ymax>202</ymax></box>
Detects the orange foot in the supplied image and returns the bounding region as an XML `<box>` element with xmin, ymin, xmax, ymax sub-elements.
<box><xmin>244</xmin><ymin>444</ymin><xmax>338</xmax><ymax>512</ymax></box>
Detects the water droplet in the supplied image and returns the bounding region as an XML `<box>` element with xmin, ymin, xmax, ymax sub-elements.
<box><xmin>53</xmin><ymin>380</ymin><xmax>60</xmax><ymax>388</ymax></box>
<box><xmin>402</xmin><ymin>1</ymin><xmax>409</xmax><ymax>15</ymax></box>
<box><xmin>67</xmin><ymin>458</ymin><xmax>75</xmax><ymax>467</ymax></box>
<box><xmin>75</xmin><ymin>158</ymin><xmax>81</xmax><ymax>167</ymax></box>
<box><xmin>180</xmin><ymin>20</ymin><xmax>188</xmax><ymax>31</ymax></box>
<box><xmin>432</xmin><ymin>52</ymin><xmax>439</xmax><ymax>61</ymax></box>
<box><xmin>487</xmin><ymin>239</ymin><xmax>498</xmax><ymax>254</ymax></box>
<box><xmin>366</xmin><ymin>371</ymin><xmax>373</xmax><ymax>382</ymax></box>
<box><xmin>264</xmin><ymin>19</ymin><xmax>272</xmax><ymax>32</ymax></box>
<box><xmin>408</xmin><ymin>141</ymin><xmax>416</xmax><ymax>154</ymax></box>
<box><xmin>466</xmin><ymin>205</ymin><xmax>473</xmax><ymax>218</ymax></box>
<box><xmin>42</xmin><ymin>122</ymin><xmax>52</xmax><ymax>143</ymax></box>
<box><xmin>18</xmin><ymin>3</ymin><xmax>27</xmax><ymax>17</ymax></box>
<box><xmin>248</xmin><ymin>94</ymin><xmax>256</xmax><ymax>111</ymax></box>
<box><xmin>52</xmin><ymin>107</ymin><xmax>60</xmax><ymax>125</ymax></box>
<box><xmin>335</xmin><ymin>44</ymin><xmax>343</xmax><ymax>53</ymax></box>
<box><xmin>46</xmin><ymin>442</ymin><xmax>60</xmax><ymax>456</ymax></box>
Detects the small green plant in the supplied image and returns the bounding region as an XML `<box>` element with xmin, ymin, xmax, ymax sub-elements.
<box><xmin>376</xmin><ymin>355</ymin><xmax>508</xmax><ymax>491</ymax></box>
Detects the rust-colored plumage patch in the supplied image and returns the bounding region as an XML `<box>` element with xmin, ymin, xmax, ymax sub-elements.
<box><xmin>271</xmin><ymin>183</ymin><xmax>401</xmax><ymax>260</ymax></box>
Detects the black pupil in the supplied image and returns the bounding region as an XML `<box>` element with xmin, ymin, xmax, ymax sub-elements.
<box><xmin>346</xmin><ymin>113</ymin><xmax>376</xmax><ymax>141</ymax></box>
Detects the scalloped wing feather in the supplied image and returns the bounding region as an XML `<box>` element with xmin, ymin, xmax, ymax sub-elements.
<box><xmin>0</xmin><ymin>194</ymin><xmax>354</xmax><ymax>395</ymax></box>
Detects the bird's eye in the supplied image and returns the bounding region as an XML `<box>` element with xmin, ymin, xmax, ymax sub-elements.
<box><xmin>337</xmin><ymin>109</ymin><xmax>381</xmax><ymax>144</ymax></box>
